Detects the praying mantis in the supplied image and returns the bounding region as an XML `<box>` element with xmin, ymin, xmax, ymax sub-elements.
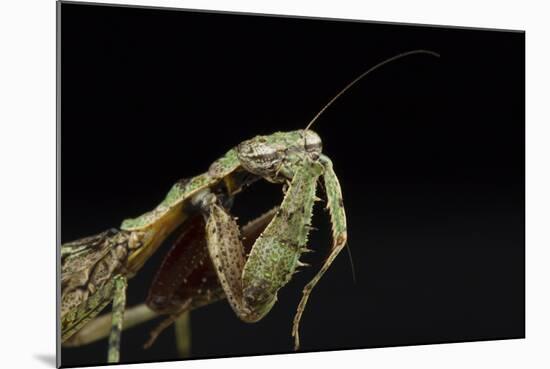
<box><xmin>60</xmin><ymin>50</ymin><xmax>440</xmax><ymax>363</ymax></box>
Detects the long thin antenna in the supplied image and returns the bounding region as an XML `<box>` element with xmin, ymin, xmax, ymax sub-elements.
<box><xmin>304</xmin><ymin>49</ymin><xmax>440</xmax><ymax>131</ymax></box>
<box><xmin>345</xmin><ymin>241</ymin><xmax>356</xmax><ymax>284</ymax></box>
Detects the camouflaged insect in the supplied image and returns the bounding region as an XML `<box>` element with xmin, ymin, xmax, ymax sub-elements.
<box><xmin>61</xmin><ymin>129</ymin><xmax>346</xmax><ymax>356</ymax></box>
<box><xmin>60</xmin><ymin>49</ymin><xmax>439</xmax><ymax>363</ymax></box>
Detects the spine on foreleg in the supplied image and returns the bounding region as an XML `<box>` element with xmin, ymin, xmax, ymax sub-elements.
<box><xmin>242</xmin><ymin>160</ymin><xmax>323</xmax><ymax>307</ymax></box>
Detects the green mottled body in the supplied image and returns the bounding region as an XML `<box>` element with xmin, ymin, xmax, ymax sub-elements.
<box><xmin>61</xmin><ymin>229</ymin><xmax>144</xmax><ymax>342</ymax></box>
<box><xmin>194</xmin><ymin>130</ymin><xmax>347</xmax><ymax>349</ymax></box>
<box><xmin>61</xmin><ymin>128</ymin><xmax>348</xmax><ymax>358</ymax></box>
<box><xmin>61</xmin><ymin>50</ymin><xmax>441</xmax><ymax>362</ymax></box>
<box><xmin>120</xmin><ymin>148</ymin><xmax>244</xmax><ymax>275</ymax></box>
<box><xmin>61</xmin><ymin>149</ymin><xmax>244</xmax><ymax>343</ymax></box>
<box><xmin>107</xmin><ymin>276</ymin><xmax>127</xmax><ymax>363</ymax></box>
<box><xmin>241</xmin><ymin>160</ymin><xmax>323</xmax><ymax>317</ymax></box>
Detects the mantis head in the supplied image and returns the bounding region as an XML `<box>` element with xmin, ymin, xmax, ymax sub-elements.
<box><xmin>236</xmin><ymin>130</ymin><xmax>322</xmax><ymax>183</ymax></box>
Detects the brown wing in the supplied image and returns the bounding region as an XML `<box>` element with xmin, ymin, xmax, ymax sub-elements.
<box><xmin>146</xmin><ymin>208</ymin><xmax>278</xmax><ymax>315</ymax></box>
<box><xmin>146</xmin><ymin>214</ymin><xmax>223</xmax><ymax>314</ymax></box>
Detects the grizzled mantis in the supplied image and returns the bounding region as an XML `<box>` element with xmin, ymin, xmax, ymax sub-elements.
<box><xmin>60</xmin><ymin>50</ymin><xmax>440</xmax><ymax>363</ymax></box>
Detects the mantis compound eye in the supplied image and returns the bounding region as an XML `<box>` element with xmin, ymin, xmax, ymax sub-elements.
<box><xmin>301</xmin><ymin>129</ymin><xmax>322</xmax><ymax>161</ymax></box>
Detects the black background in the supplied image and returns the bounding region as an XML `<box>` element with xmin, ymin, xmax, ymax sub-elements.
<box><xmin>60</xmin><ymin>2</ymin><xmax>525</xmax><ymax>367</ymax></box>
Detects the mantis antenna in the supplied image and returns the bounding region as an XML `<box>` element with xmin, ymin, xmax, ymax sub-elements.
<box><xmin>304</xmin><ymin>49</ymin><xmax>440</xmax><ymax>131</ymax></box>
<box><xmin>304</xmin><ymin>49</ymin><xmax>440</xmax><ymax>284</ymax></box>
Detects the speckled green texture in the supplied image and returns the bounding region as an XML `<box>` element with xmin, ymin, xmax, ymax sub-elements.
<box><xmin>62</xmin><ymin>129</ymin><xmax>348</xmax><ymax>354</ymax></box>
<box><xmin>203</xmin><ymin>157</ymin><xmax>325</xmax><ymax>324</ymax></box>
<box><xmin>107</xmin><ymin>275</ymin><xmax>127</xmax><ymax>363</ymax></box>
<box><xmin>61</xmin><ymin>230</ymin><xmax>141</xmax><ymax>342</ymax></box>
<box><xmin>242</xmin><ymin>159</ymin><xmax>323</xmax><ymax>300</ymax></box>
<box><xmin>292</xmin><ymin>154</ymin><xmax>348</xmax><ymax>349</ymax></box>
<box><xmin>321</xmin><ymin>155</ymin><xmax>347</xmax><ymax>242</ymax></box>
<box><xmin>200</xmin><ymin>131</ymin><xmax>348</xmax><ymax>348</ymax></box>
<box><xmin>120</xmin><ymin>149</ymin><xmax>240</xmax><ymax>231</ymax></box>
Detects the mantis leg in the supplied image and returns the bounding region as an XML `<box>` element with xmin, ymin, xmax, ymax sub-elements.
<box><xmin>143</xmin><ymin>299</ymin><xmax>191</xmax><ymax>349</ymax></box>
<box><xmin>174</xmin><ymin>312</ymin><xmax>192</xmax><ymax>358</ymax></box>
<box><xmin>107</xmin><ymin>275</ymin><xmax>127</xmax><ymax>363</ymax></box>
<box><xmin>204</xmin><ymin>203</ymin><xmax>252</xmax><ymax>320</ymax></box>
<box><xmin>292</xmin><ymin>155</ymin><xmax>348</xmax><ymax>350</ymax></box>
<box><xmin>205</xmin><ymin>160</ymin><xmax>323</xmax><ymax>325</ymax></box>
<box><xmin>142</xmin><ymin>209</ymin><xmax>278</xmax><ymax>350</ymax></box>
